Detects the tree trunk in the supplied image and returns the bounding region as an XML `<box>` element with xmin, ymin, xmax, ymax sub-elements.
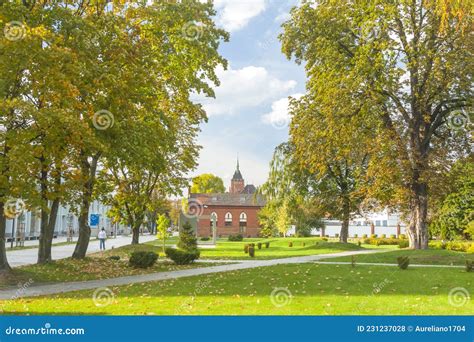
<box><xmin>72</xmin><ymin>153</ymin><xmax>99</xmax><ymax>259</ymax></box>
<box><xmin>72</xmin><ymin>205</ymin><xmax>91</xmax><ymax>259</ymax></box>
<box><xmin>37</xmin><ymin>209</ymin><xmax>52</xmax><ymax>264</ymax></box>
<box><xmin>0</xmin><ymin>205</ymin><xmax>11</xmax><ymax>274</ymax></box>
<box><xmin>37</xmin><ymin>163</ymin><xmax>61</xmax><ymax>264</ymax></box>
<box><xmin>132</xmin><ymin>223</ymin><xmax>141</xmax><ymax>244</ymax></box>
<box><xmin>407</xmin><ymin>180</ymin><xmax>429</xmax><ymax>249</ymax></box>
<box><xmin>339</xmin><ymin>196</ymin><xmax>350</xmax><ymax>243</ymax></box>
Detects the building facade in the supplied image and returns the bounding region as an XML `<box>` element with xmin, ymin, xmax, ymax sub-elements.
<box><xmin>191</xmin><ymin>160</ymin><xmax>265</xmax><ymax>238</ymax></box>
<box><xmin>4</xmin><ymin>200</ymin><xmax>131</xmax><ymax>242</ymax></box>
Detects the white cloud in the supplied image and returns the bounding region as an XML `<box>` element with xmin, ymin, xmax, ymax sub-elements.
<box><xmin>192</xmin><ymin>135</ymin><xmax>270</xmax><ymax>188</ymax></box>
<box><xmin>214</xmin><ymin>0</ymin><xmax>266</xmax><ymax>32</ymax></box>
<box><xmin>199</xmin><ymin>65</ymin><xmax>297</xmax><ymax>116</ymax></box>
<box><xmin>261</xmin><ymin>93</ymin><xmax>303</xmax><ymax>127</ymax></box>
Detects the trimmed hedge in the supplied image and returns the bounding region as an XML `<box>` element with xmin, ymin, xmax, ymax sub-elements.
<box><xmin>363</xmin><ymin>238</ymin><xmax>401</xmax><ymax>246</ymax></box>
<box><xmin>129</xmin><ymin>251</ymin><xmax>158</xmax><ymax>268</ymax></box>
<box><xmin>165</xmin><ymin>248</ymin><xmax>200</xmax><ymax>265</ymax></box>
<box><xmin>429</xmin><ymin>240</ymin><xmax>472</xmax><ymax>252</ymax></box>
<box><xmin>228</xmin><ymin>234</ymin><xmax>243</xmax><ymax>241</ymax></box>
<box><xmin>397</xmin><ymin>256</ymin><xmax>410</xmax><ymax>269</ymax></box>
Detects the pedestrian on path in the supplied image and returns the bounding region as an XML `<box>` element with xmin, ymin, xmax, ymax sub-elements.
<box><xmin>98</xmin><ymin>228</ymin><xmax>107</xmax><ymax>251</ymax></box>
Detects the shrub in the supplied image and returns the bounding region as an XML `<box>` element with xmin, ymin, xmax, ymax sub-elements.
<box><xmin>467</xmin><ymin>244</ymin><xmax>474</xmax><ymax>254</ymax></box>
<box><xmin>177</xmin><ymin>221</ymin><xmax>197</xmax><ymax>251</ymax></box>
<box><xmin>362</xmin><ymin>234</ymin><xmax>368</xmax><ymax>238</ymax></box>
<box><xmin>108</xmin><ymin>255</ymin><xmax>120</xmax><ymax>261</ymax></box>
<box><xmin>165</xmin><ymin>248</ymin><xmax>200</xmax><ymax>265</ymax></box>
<box><xmin>390</xmin><ymin>234</ymin><xmax>396</xmax><ymax>239</ymax></box>
<box><xmin>288</xmin><ymin>242</ymin><xmax>293</xmax><ymax>247</ymax></box>
<box><xmin>335</xmin><ymin>233</ymin><xmax>339</xmax><ymax>238</ymax></box>
<box><xmin>357</xmin><ymin>241</ymin><xmax>361</xmax><ymax>247</ymax></box>
<box><xmin>353</xmin><ymin>234</ymin><xmax>358</xmax><ymax>238</ymax></box>
<box><xmin>398</xmin><ymin>240</ymin><xmax>409</xmax><ymax>248</ymax></box>
<box><xmin>200</xmin><ymin>236</ymin><xmax>210</xmax><ymax>241</ymax></box>
<box><xmin>446</xmin><ymin>241</ymin><xmax>470</xmax><ymax>252</ymax></box>
<box><xmin>399</xmin><ymin>234</ymin><xmax>406</xmax><ymax>239</ymax></box>
<box><xmin>381</xmin><ymin>234</ymin><xmax>387</xmax><ymax>239</ymax></box>
<box><xmin>397</xmin><ymin>256</ymin><xmax>410</xmax><ymax>269</ymax></box>
<box><xmin>265</xmin><ymin>242</ymin><xmax>270</xmax><ymax>248</ymax></box>
<box><xmin>248</xmin><ymin>245</ymin><xmax>255</xmax><ymax>257</ymax></box>
<box><xmin>370</xmin><ymin>234</ymin><xmax>377</xmax><ymax>238</ymax></box>
<box><xmin>465</xmin><ymin>260</ymin><xmax>473</xmax><ymax>272</ymax></box>
<box><xmin>362</xmin><ymin>238</ymin><xmax>402</xmax><ymax>246</ymax></box>
<box><xmin>129</xmin><ymin>251</ymin><xmax>158</xmax><ymax>268</ymax></box>
<box><xmin>257</xmin><ymin>242</ymin><xmax>262</xmax><ymax>249</ymax></box>
<box><xmin>428</xmin><ymin>240</ymin><xmax>444</xmax><ymax>249</ymax></box>
<box><xmin>228</xmin><ymin>234</ymin><xmax>244</xmax><ymax>242</ymax></box>
<box><xmin>244</xmin><ymin>244</ymin><xmax>249</xmax><ymax>253</ymax></box>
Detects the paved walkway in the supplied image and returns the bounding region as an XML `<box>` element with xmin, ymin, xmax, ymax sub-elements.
<box><xmin>0</xmin><ymin>250</ymin><xmax>383</xmax><ymax>299</ymax></box>
<box><xmin>315</xmin><ymin>261</ymin><xmax>465</xmax><ymax>268</ymax></box>
<box><xmin>5</xmin><ymin>235</ymin><xmax>156</xmax><ymax>268</ymax></box>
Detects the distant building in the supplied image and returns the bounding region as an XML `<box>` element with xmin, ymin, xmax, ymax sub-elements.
<box><xmin>190</xmin><ymin>160</ymin><xmax>265</xmax><ymax>237</ymax></box>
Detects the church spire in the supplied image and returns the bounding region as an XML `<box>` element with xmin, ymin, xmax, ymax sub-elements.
<box><xmin>232</xmin><ymin>156</ymin><xmax>243</xmax><ymax>181</ymax></box>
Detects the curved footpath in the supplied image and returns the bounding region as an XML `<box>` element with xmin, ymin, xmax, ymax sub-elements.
<box><xmin>0</xmin><ymin>249</ymin><xmax>462</xmax><ymax>300</ymax></box>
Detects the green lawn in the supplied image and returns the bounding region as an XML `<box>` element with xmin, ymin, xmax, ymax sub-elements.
<box><xmin>147</xmin><ymin>237</ymin><xmax>395</xmax><ymax>260</ymax></box>
<box><xmin>0</xmin><ymin>243</ymin><xmax>216</xmax><ymax>289</ymax></box>
<box><xmin>2</xmin><ymin>263</ymin><xmax>471</xmax><ymax>315</ymax></box>
<box><xmin>322</xmin><ymin>248</ymin><xmax>474</xmax><ymax>266</ymax></box>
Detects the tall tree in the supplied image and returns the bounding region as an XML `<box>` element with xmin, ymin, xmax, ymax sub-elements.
<box><xmin>191</xmin><ymin>173</ymin><xmax>225</xmax><ymax>193</ymax></box>
<box><xmin>281</xmin><ymin>0</ymin><xmax>473</xmax><ymax>248</ymax></box>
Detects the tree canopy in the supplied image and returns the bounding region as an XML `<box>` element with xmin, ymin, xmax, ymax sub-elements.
<box><xmin>280</xmin><ymin>0</ymin><xmax>473</xmax><ymax>248</ymax></box>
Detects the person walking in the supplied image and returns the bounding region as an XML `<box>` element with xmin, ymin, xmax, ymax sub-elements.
<box><xmin>98</xmin><ymin>228</ymin><xmax>107</xmax><ymax>251</ymax></box>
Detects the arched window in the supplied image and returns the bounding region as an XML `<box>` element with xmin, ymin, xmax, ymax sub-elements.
<box><xmin>239</xmin><ymin>212</ymin><xmax>247</xmax><ymax>227</ymax></box>
<box><xmin>225</xmin><ymin>212</ymin><xmax>232</xmax><ymax>226</ymax></box>
<box><xmin>210</xmin><ymin>212</ymin><xmax>218</xmax><ymax>227</ymax></box>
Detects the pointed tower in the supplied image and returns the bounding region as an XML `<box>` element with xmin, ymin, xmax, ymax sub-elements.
<box><xmin>229</xmin><ymin>158</ymin><xmax>245</xmax><ymax>193</ymax></box>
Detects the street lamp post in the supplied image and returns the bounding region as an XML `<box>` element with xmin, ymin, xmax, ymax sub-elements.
<box><xmin>10</xmin><ymin>217</ymin><xmax>15</xmax><ymax>249</ymax></box>
<box><xmin>211</xmin><ymin>213</ymin><xmax>217</xmax><ymax>245</ymax></box>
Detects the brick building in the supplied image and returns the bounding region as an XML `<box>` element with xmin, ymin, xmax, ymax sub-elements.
<box><xmin>190</xmin><ymin>160</ymin><xmax>265</xmax><ymax>238</ymax></box>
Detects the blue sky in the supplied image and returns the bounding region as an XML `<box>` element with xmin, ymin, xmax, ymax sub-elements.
<box><xmin>193</xmin><ymin>0</ymin><xmax>306</xmax><ymax>189</ymax></box>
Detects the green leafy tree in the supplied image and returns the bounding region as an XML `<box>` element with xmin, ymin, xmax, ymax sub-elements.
<box><xmin>156</xmin><ymin>214</ymin><xmax>171</xmax><ymax>253</ymax></box>
<box><xmin>281</xmin><ymin>0</ymin><xmax>473</xmax><ymax>248</ymax></box>
<box><xmin>191</xmin><ymin>174</ymin><xmax>225</xmax><ymax>193</ymax></box>
<box><xmin>257</xmin><ymin>202</ymin><xmax>278</xmax><ymax>238</ymax></box>
<box><xmin>275</xmin><ymin>200</ymin><xmax>292</xmax><ymax>237</ymax></box>
<box><xmin>177</xmin><ymin>221</ymin><xmax>198</xmax><ymax>251</ymax></box>
<box><xmin>430</xmin><ymin>160</ymin><xmax>473</xmax><ymax>240</ymax></box>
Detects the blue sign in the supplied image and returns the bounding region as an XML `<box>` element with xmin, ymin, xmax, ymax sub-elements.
<box><xmin>89</xmin><ymin>214</ymin><xmax>100</xmax><ymax>227</ymax></box>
